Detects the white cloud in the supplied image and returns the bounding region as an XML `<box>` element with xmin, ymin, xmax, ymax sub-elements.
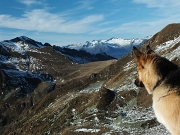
<box><xmin>129</xmin><ymin>0</ymin><xmax>180</xmax><ymax>36</ymax></box>
<box><xmin>75</xmin><ymin>0</ymin><xmax>94</xmax><ymax>10</ymax></box>
<box><xmin>111</xmin><ymin>15</ymin><xmax>180</xmax><ymax>37</ymax></box>
<box><xmin>17</xmin><ymin>0</ymin><xmax>42</xmax><ymax>6</ymax></box>
<box><xmin>133</xmin><ymin>0</ymin><xmax>180</xmax><ymax>8</ymax></box>
<box><xmin>0</xmin><ymin>9</ymin><xmax>103</xmax><ymax>34</ymax></box>
<box><xmin>58</xmin><ymin>0</ymin><xmax>95</xmax><ymax>17</ymax></box>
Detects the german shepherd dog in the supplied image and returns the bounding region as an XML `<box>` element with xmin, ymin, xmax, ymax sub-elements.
<box><xmin>133</xmin><ymin>45</ymin><xmax>180</xmax><ymax>135</ymax></box>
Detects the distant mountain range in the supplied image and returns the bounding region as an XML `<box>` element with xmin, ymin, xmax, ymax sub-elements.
<box><xmin>0</xmin><ymin>36</ymin><xmax>149</xmax><ymax>64</ymax></box>
<box><xmin>64</xmin><ymin>37</ymin><xmax>150</xmax><ymax>58</ymax></box>
<box><xmin>1</xmin><ymin>36</ymin><xmax>115</xmax><ymax>64</ymax></box>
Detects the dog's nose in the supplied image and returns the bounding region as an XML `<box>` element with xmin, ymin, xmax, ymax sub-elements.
<box><xmin>134</xmin><ymin>79</ymin><xmax>144</xmax><ymax>87</ymax></box>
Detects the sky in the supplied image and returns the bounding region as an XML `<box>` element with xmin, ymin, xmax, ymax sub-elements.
<box><xmin>0</xmin><ymin>0</ymin><xmax>180</xmax><ymax>46</ymax></box>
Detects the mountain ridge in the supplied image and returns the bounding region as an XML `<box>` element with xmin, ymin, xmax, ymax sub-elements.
<box><xmin>64</xmin><ymin>36</ymin><xmax>150</xmax><ymax>58</ymax></box>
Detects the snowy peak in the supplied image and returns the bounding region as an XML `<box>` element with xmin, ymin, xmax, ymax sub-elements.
<box><xmin>64</xmin><ymin>37</ymin><xmax>149</xmax><ymax>58</ymax></box>
<box><xmin>105</xmin><ymin>37</ymin><xmax>143</xmax><ymax>46</ymax></box>
<box><xmin>10</xmin><ymin>36</ymin><xmax>45</xmax><ymax>48</ymax></box>
<box><xmin>11</xmin><ymin>36</ymin><xmax>33</xmax><ymax>42</ymax></box>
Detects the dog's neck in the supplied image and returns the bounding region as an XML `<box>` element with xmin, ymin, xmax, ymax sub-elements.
<box><xmin>153</xmin><ymin>78</ymin><xmax>164</xmax><ymax>91</ymax></box>
<box><xmin>153</xmin><ymin>67</ymin><xmax>180</xmax><ymax>90</ymax></box>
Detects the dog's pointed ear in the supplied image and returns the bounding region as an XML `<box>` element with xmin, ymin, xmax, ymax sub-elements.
<box><xmin>146</xmin><ymin>45</ymin><xmax>155</xmax><ymax>54</ymax></box>
<box><xmin>133</xmin><ymin>46</ymin><xmax>143</xmax><ymax>58</ymax></box>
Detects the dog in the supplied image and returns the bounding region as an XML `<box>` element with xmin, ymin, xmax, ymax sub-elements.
<box><xmin>133</xmin><ymin>45</ymin><xmax>180</xmax><ymax>135</ymax></box>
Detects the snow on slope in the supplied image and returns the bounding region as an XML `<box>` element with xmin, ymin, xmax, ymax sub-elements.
<box><xmin>0</xmin><ymin>36</ymin><xmax>46</xmax><ymax>72</ymax></box>
<box><xmin>155</xmin><ymin>35</ymin><xmax>180</xmax><ymax>60</ymax></box>
<box><xmin>64</xmin><ymin>37</ymin><xmax>150</xmax><ymax>58</ymax></box>
<box><xmin>0</xmin><ymin>36</ymin><xmax>54</xmax><ymax>96</ymax></box>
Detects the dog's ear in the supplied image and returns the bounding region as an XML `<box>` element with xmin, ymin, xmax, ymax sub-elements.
<box><xmin>133</xmin><ymin>46</ymin><xmax>143</xmax><ymax>58</ymax></box>
<box><xmin>146</xmin><ymin>45</ymin><xmax>155</xmax><ymax>54</ymax></box>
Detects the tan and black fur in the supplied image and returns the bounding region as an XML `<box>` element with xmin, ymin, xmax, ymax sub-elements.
<box><xmin>133</xmin><ymin>45</ymin><xmax>180</xmax><ymax>135</ymax></box>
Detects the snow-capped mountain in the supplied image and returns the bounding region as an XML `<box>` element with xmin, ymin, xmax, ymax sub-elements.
<box><xmin>0</xmin><ymin>36</ymin><xmax>54</xmax><ymax>96</ymax></box>
<box><xmin>64</xmin><ymin>37</ymin><xmax>150</xmax><ymax>58</ymax></box>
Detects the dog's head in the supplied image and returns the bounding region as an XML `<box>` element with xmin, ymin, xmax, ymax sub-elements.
<box><xmin>133</xmin><ymin>45</ymin><xmax>160</xmax><ymax>94</ymax></box>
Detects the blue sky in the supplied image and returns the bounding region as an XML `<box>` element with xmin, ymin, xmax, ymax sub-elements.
<box><xmin>0</xmin><ymin>0</ymin><xmax>180</xmax><ymax>46</ymax></box>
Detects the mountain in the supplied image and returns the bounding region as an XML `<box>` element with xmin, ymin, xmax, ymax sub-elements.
<box><xmin>64</xmin><ymin>37</ymin><xmax>150</xmax><ymax>58</ymax></box>
<box><xmin>1</xmin><ymin>23</ymin><xmax>180</xmax><ymax>135</ymax></box>
<box><xmin>0</xmin><ymin>36</ymin><xmax>54</xmax><ymax>96</ymax></box>
<box><xmin>53</xmin><ymin>46</ymin><xmax>115</xmax><ymax>64</ymax></box>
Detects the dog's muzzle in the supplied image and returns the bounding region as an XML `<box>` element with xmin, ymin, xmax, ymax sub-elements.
<box><xmin>134</xmin><ymin>78</ymin><xmax>144</xmax><ymax>87</ymax></box>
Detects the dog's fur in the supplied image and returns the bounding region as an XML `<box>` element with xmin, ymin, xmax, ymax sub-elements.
<box><xmin>133</xmin><ymin>45</ymin><xmax>180</xmax><ymax>135</ymax></box>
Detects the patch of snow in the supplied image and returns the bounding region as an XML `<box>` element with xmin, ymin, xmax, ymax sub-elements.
<box><xmin>117</xmin><ymin>71</ymin><xmax>138</xmax><ymax>92</ymax></box>
<box><xmin>79</xmin><ymin>81</ymin><xmax>104</xmax><ymax>93</ymax></box>
<box><xmin>155</xmin><ymin>35</ymin><xmax>180</xmax><ymax>53</ymax></box>
<box><xmin>155</xmin><ymin>35</ymin><xmax>180</xmax><ymax>61</ymax></box>
<box><xmin>123</xmin><ymin>60</ymin><xmax>136</xmax><ymax>71</ymax></box>
<box><xmin>2</xmin><ymin>41</ymin><xmax>26</xmax><ymax>55</ymax></box>
<box><xmin>75</xmin><ymin>128</ymin><xmax>100</xmax><ymax>133</ymax></box>
<box><xmin>167</xmin><ymin>46</ymin><xmax>180</xmax><ymax>60</ymax></box>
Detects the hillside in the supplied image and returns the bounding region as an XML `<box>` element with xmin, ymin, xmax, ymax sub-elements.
<box><xmin>53</xmin><ymin>45</ymin><xmax>115</xmax><ymax>64</ymax></box>
<box><xmin>1</xmin><ymin>23</ymin><xmax>180</xmax><ymax>135</ymax></box>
